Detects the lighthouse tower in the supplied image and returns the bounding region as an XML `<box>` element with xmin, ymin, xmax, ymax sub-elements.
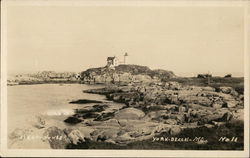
<box><xmin>124</xmin><ymin>52</ymin><xmax>128</xmax><ymax>64</ymax></box>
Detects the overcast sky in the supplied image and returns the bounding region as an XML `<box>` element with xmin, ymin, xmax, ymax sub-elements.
<box><xmin>7</xmin><ymin>5</ymin><xmax>244</xmax><ymax>76</ymax></box>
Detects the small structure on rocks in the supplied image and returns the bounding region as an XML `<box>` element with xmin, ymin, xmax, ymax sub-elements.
<box><xmin>106</xmin><ymin>53</ymin><xmax>129</xmax><ymax>69</ymax></box>
<box><xmin>106</xmin><ymin>56</ymin><xmax>118</xmax><ymax>69</ymax></box>
<box><xmin>224</xmin><ymin>74</ymin><xmax>232</xmax><ymax>78</ymax></box>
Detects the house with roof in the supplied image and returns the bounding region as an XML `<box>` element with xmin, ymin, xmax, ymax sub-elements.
<box><xmin>106</xmin><ymin>53</ymin><xmax>129</xmax><ymax>69</ymax></box>
<box><xmin>106</xmin><ymin>56</ymin><xmax>118</xmax><ymax>69</ymax></box>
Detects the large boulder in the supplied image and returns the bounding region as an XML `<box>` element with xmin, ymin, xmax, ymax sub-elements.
<box><xmin>232</xmin><ymin>109</ymin><xmax>244</xmax><ymax>121</ymax></box>
<box><xmin>218</xmin><ymin>87</ymin><xmax>234</xmax><ymax>94</ymax></box>
<box><xmin>91</xmin><ymin>129</ymin><xmax>119</xmax><ymax>142</ymax></box>
<box><xmin>212</xmin><ymin>103</ymin><xmax>223</xmax><ymax>109</ymax></box>
<box><xmin>218</xmin><ymin>87</ymin><xmax>238</xmax><ymax>96</ymax></box>
<box><xmin>218</xmin><ymin>112</ymin><xmax>233</xmax><ymax>122</ymax></box>
<box><xmin>103</xmin><ymin>119</ymin><xmax>121</xmax><ymax>127</ymax></box>
<box><xmin>169</xmin><ymin>126</ymin><xmax>182</xmax><ymax>135</ymax></box>
<box><xmin>145</xmin><ymin>110</ymin><xmax>169</xmax><ymax>121</ymax></box>
<box><xmin>114</xmin><ymin>108</ymin><xmax>145</xmax><ymax>120</ymax></box>
<box><xmin>224</xmin><ymin>100</ymin><xmax>238</xmax><ymax>108</ymax></box>
<box><xmin>64</xmin><ymin>116</ymin><xmax>82</xmax><ymax>124</ymax></box>
<box><xmin>64</xmin><ymin>128</ymin><xmax>85</xmax><ymax>145</ymax></box>
<box><xmin>164</xmin><ymin>119</ymin><xmax>178</xmax><ymax>125</ymax></box>
<box><xmin>43</xmin><ymin>126</ymin><xmax>70</xmax><ymax>149</ymax></box>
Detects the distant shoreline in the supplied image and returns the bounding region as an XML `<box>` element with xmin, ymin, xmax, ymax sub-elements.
<box><xmin>7</xmin><ymin>76</ymin><xmax>244</xmax><ymax>95</ymax></box>
<box><xmin>7</xmin><ymin>80</ymin><xmax>81</xmax><ymax>86</ymax></box>
<box><xmin>7</xmin><ymin>80</ymin><xmax>109</xmax><ymax>86</ymax></box>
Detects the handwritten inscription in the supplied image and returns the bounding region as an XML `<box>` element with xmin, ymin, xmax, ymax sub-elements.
<box><xmin>152</xmin><ymin>136</ymin><xmax>239</xmax><ymax>143</ymax></box>
<box><xmin>152</xmin><ymin>137</ymin><xmax>208</xmax><ymax>144</ymax></box>
<box><xmin>218</xmin><ymin>137</ymin><xmax>238</xmax><ymax>142</ymax></box>
<box><xmin>18</xmin><ymin>135</ymin><xmax>68</xmax><ymax>141</ymax></box>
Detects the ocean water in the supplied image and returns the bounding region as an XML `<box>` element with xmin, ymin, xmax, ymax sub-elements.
<box><xmin>7</xmin><ymin>84</ymin><xmax>106</xmax><ymax>134</ymax></box>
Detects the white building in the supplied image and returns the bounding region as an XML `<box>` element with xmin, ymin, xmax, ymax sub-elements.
<box><xmin>106</xmin><ymin>53</ymin><xmax>129</xmax><ymax>69</ymax></box>
<box><xmin>106</xmin><ymin>56</ymin><xmax>118</xmax><ymax>69</ymax></box>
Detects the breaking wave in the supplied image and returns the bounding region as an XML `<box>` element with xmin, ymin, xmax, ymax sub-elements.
<box><xmin>43</xmin><ymin>109</ymin><xmax>75</xmax><ymax>116</ymax></box>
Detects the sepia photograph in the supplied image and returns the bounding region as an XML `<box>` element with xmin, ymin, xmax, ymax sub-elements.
<box><xmin>1</xmin><ymin>0</ymin><xmax>249</xmax><ymax>157</ymax></box>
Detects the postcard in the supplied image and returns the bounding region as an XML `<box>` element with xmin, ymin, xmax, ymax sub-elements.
<box><xmin>1</xmin><ymin>0</ymin><xmax>249</xmax><ymax>157</ymax></box>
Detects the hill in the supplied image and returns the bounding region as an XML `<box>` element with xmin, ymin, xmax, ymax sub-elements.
<box><xmin>80</xmin><ymin>64</ymin><xmax>175</xmax><ymax>84</ymax></box>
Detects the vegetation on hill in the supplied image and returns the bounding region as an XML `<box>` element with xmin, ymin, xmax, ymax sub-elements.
<box><xmin>163</xmin><ymin>77</ymin><xmax>244</xmax><ymax>94</ymax></box>
<box><xmin>80</xmin><ymin>64</ymin><xmax>175</xmax><ymax>82</ymax></box>
<box><xmin>115</xmin><ymin>65</ymin><xmax>175</xmax><ymax>78</ymax></box>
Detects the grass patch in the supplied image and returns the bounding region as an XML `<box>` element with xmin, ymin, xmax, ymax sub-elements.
<box><xmin>163</xmin><ymin>77</ymin><xmax>244</xmax><ymax>94</ymax></box>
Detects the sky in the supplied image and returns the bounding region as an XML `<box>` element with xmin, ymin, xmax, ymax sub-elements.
<box><xmin>7</xmin><ymin>5</ymin><xmax>244</xmax><ymax>77</ymax></box>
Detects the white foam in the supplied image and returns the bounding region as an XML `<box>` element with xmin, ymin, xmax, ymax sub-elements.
<box><xmin>43</xmin><ymin>109</ymin><xmax>74</xmax><ymax>116</ymax></box>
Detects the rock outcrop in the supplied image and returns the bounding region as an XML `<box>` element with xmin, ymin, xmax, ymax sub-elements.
<box><xmin>43</xmin><ymin>126</ymin><xmax>71</xmax><ymax>149</ymax></box>
<box><xmin>114</xmin><ymin>108</ymin><xmax>145</xmax><ymax>120</ymax></box>
<box><xmin>62</xmin><ymin>81</ymin><xmax>244</xmax><ymax>146</ymax></box>
<box><xmin>8</xmin><ymin>80</ymin><xmax>243</xmax><ymax>149</ymax></box>
<box><xmin>80</xmin><ymin>65</ymin><xmax>175</xmax><ymax>84</ymax></box>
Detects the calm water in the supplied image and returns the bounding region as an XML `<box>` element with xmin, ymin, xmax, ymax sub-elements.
<box><xmin>7</xmin><ymin>84</ymin><xmax>106</xmax><ymax>134</ymax></box>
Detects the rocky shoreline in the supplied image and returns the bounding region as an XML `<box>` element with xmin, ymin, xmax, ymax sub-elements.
<box><xmin>42</xmin><ymin>81</ymin><xmax>244</xmax><ymax>149</ymax></box>
<box><xmin>7</xmin><ymin>71</ymin><xmax>80</xmax><ymax>86</ymax></box>
<box><xmin>8</xmin><ymin>75</ymin><xmax>244</xmax><ymax>149</ymax></box>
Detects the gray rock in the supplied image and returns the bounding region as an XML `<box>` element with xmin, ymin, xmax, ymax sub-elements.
<box><xmin>95</xmin><ymin>129</ymin><xmax>119</xmax><ymax>142</ymax></box>
<box><xmin>225</xmin><ymin>100</ymin><xmax>238</xmax><ymax>108</ymax></box>
<box><xmin>204</xmin><ymin>124</ymin><xmax>215</xmax><ymax>128</ymax></box>
<box><xmin>198</xmin><ymin>114</ymin><xmax>223</xmax><ymax>125</ymax></box>
<box><xmin>64</xmin><ymin>128</ymin><xmax>85</xmax><ymax>145</ymax></box>
<box><xmin>212</xmin><ymin>103</ymin><xmax>223</xmax><ymax>109</ymax></box>
<box><xmin>169</xmin><ymin>114</ymin><xmax>185</xmax><ymax>123</ymax></box>
<box><xmin>219</xmin><ymin>112</ymin><xmax>233</xmax><ymax>122</ymax></box>
<box><xmin>178</xmin><ymin>105</ymin><xmax>188</xmax><ymax>113</ymax></box>
<box><xmin>115</xmin><ymin>108</ymin><xmax>145</xmax><ymax>120</ymax></box>
<box><xmin>164</xmin><ymin>119</ymin><xmax>178</xmax><ymax>125</ymax></box>
<box><xmin>43</xmin><ymin>126</ymin><xmax>70</xmax><ymax>149</ymax></box>
<box><xmin>218</xmin><ymin>87</ymin><xmax>234</xmax><ymax>94</ymax></box>
<box><xmin>230</xmin><ymin>90</ymin><xmax>239</xmax><ymax>97</ymax></box>
<box><xmin>239</xmin><ymin>94</ymin><xmax>244</xmax><ymax>101</ymax></box>
<box><xmin>169</xmin><ymin>126</ymin><xmax>182</xmax><ymax>135</ymax></box>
